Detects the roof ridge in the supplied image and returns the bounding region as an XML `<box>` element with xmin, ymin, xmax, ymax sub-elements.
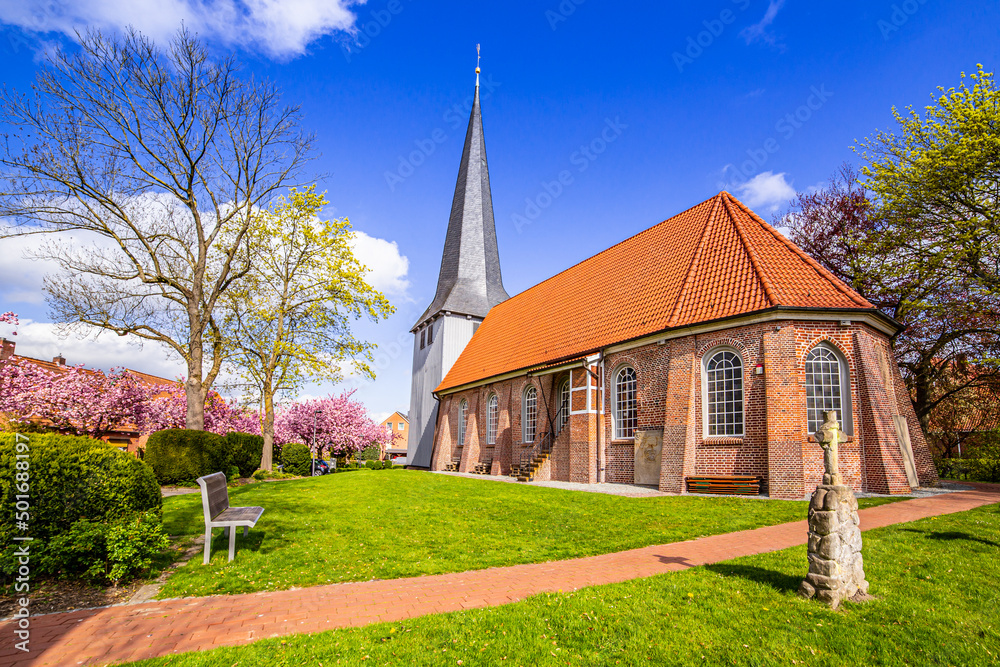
<box><xmin>726</xmin><ymin>195</ymin><xmax>873</xmax><ymax>308</ymax></box>
<box><xmin>667</xmin><ymin>193</ymin><xmax>721</xmax><ymax>327</ymax></box>
<box><xmin>722</xmin><ymin>193</ymin><xmax>780</xmax><ymax>305</ymax></box>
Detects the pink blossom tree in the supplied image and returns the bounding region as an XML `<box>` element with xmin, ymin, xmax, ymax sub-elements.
<box><xmin>144</xmin><ymin>382</ymin><xmax>261</xmax><ymax>436</ymax></box>
<box><xmin>0</xmin><ymin>357</ymin><xmax>151</xmax><ymax>438</ymax></box>
<box><xmin>274</xmin><ymin>391</ymin><xmax>391</xmax><ymax>459</ymax></box>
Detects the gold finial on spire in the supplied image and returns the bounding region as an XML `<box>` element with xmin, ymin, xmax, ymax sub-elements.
<box><xmin>476</xmin><ymin>43</ymin><xmax>481</xmax><ymax>86</ymax></box>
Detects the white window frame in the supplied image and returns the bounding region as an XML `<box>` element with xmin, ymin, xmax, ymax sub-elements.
<box><xmin>522</xmin><ymin>385</ymin><xmax>537</xmax><ymax>443</ymax></box>
<box><xmin>556</xmin><ymin>379</ymin><xmax>570</xmax><ymax>435</ymax></box>
<box><xmin>612</xmin><ymin>365</ymin><xmax>638</xmax><ymax>440</ymax></box>
<box><xmin>457</xmin><ymin>399</ymin><xmax>468</xmax><ymax>447</ymax></box>
<box><xmin>702</xmin><ymin>347</ymin><xmax>745</xmax><ymax>438</ymax></box>
<box><xmin>487</xmin><ymin>393</ymin><xmax>498</xmax><ymax>445</ymax></box>
<box><xmin>805</xmin><ymin>343</ymin><xmax>853</xmax><ymax>436</ymax></box>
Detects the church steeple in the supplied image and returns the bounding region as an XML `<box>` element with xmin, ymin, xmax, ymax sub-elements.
<box><xmin>407</xmin><ymin>53</ymin><xmax>508</xmax><ymax>468</ymax></box>
<box><xmin>413</xmin><ymin>53</ymin><xmax>508</xmax><ymax>329</ymax></box>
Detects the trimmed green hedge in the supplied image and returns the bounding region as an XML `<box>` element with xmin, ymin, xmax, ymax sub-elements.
<box><xmin>225</xmin><ymin>432</ymin><xmax>264</xmax><ymax>478</ymax></box>
<box><xmin>281</xmin><ymin>442</ymin><xmax>311</xmax><ymax>476</ymax></box>
<box><xmin>145</xmin><ymin>429</ymin><xmax>229</xmax><ymax>485</ymax></box>
<box><xmin>0</xmin><ymin>433</ymin><xmax>162</xmax><ymax>579</ymax></box>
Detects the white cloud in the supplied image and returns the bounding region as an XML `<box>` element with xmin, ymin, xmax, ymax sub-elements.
<box><xmin>349</xmin><ymin>230</ymin><xmax>411</xmax><ymax>297</ymax></box>
<box><xmin>0</xmin><ymin>0</ymin><xmax>362</xmax><ymax>58</ymax></box>
<box><xmin>6</xmin><ymin>319</ymin><xmax>185</xmax><ymax>379</ymax></box>
<box><xmin>740</xmin><ymin>0</ymin><xmax>785</xmax><ymax>47</ymax></box>
<box><xmin>0</xmin><ymin>234</ymin><xmax>50</xmax><ymax>304</ymax></box>
<box><xmin>735</xmin><ymin>171</ymin><xmax>796</xmax><ymax>213</ymax></box>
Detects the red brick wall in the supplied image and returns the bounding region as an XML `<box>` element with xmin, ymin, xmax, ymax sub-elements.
<box><xmin>429</xmin><ymin>317</ymin><xmax>937</xmax><ymax>497</ymax></box>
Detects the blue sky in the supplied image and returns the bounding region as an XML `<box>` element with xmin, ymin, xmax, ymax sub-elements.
<box><xmin>0</xmin><ymin>0</ymin><xmax>997</xmax><ymax>421</ymax></box>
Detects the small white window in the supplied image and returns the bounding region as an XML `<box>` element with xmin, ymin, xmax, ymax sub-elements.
<box><xmin>705</xmin><ymin>350</ymin><xmax>744</xmax><ymax>437</ymax></box>
<box><xmin>556</xmin><ymin>379</ymin><xmax>570</xmax><ymax>434</ymax></box>
<box><xmin>457</xmin><ymin>400</ymin><xmax>468</xmax><ymax>447</ymax></box>
<box><xmin>613</xmin><ymin>366</ymin><xmax>638</xmax><ymax>440</ymax></box>
<box><xmin>487</xmin><ymin>394</ymin><xmax>498</xmax><ymax>445</ymax></box>
<box><xmin>805</xmin><ymin>345</ymin><xmax>853</xmax><ymax>435</ymax></box>
<box><xmin>398</xmin><ymin>422</ymin><xmax>405</xmax><ymax>431</ymax></box>
<box><xmin>522</xmin><ymin>385</ymin><xmax>537</xmax><ymax>443</ymax></box>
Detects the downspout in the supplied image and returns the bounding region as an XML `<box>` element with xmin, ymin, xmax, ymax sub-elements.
<box><xmin>597</xmin><ymin>352</ymin><xmax>605</xmax><ymax>483</ymax></box>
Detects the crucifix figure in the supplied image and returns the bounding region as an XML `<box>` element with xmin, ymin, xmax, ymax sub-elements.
<box><xmin>816</xmin><ymin>410</ymin><xmax>842</xmax><ymax>486</ymax></box>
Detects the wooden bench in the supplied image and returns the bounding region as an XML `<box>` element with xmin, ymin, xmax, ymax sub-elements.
<box><xmin>197</xmin><ymin>472</ymin><xmax>265</xmax><ymax>564</ymax></box>
<box><xmin>685</xmin><ymin>475</ymin><xmax>762</xmax><ymax>495</ymax></box>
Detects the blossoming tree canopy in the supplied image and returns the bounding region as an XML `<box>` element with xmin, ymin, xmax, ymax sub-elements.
<box><xmin>274</xmin><ymin>392</ymin><xmax>391</xmax><ymax>458</ymax></box>
<box><xmin>0</xmin><ymin>356</ymin><xmax>151</xmax><ymax>438</ymax></box>
<box><xmin>144</xmin><ymin>382</ymin><xmax>261</xmax><ymax>436</ymax></box>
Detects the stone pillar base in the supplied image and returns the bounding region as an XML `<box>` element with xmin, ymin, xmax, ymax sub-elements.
<box><xmin>799</xmin><ymin>484</ymin><xmax>869</xmax><ymax>609</ymax></box>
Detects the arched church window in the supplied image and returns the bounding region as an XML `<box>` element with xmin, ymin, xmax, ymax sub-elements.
<box><xmin>705</xmin><ymin>349</ymin><xmax>743</xmax><ymax>437</ymax></box>
<box><xmin>458</xmin><ymin>399</ymin><xmax>468</xmax><ymax>447</ymax></box>
<box><xmin>487</xmin><ymin>394</ymin><xmax>498</xmax><ymax>445</ymax></box>
<box><xmin>805</xmin><ymin>344</ymin><xmax>853</xmax><ymax>435</ymax></box>
<box><xmin>556</xmin><ymin>379</ymin><xmax>570</xmax><ymax>435</ymax></box>
<box><xmin>613</xmin><ymin>366</ymin><xmax>638</xmax><ymax>440</ymax></box>
<box><xmin>522</xmin><ymin>385</ymin><xmax>537</xmax><ymax>443</ymax></box>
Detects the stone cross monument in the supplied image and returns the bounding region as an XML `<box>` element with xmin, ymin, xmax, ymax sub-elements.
<box><xmin>799</xmin><ymin>411</ymin><xmax>869</xmax><ymax>609</ymax></box>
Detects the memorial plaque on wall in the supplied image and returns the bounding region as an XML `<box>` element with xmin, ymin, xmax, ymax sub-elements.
<box><xmin>633</xmin><ymin>428</ymin><xmax>663</xmax><ymax>486</ymax></box>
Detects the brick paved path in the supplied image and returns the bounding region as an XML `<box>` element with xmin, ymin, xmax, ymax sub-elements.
<box><xmin>3</xmin><ymin>483</ymin><xmax>998</xmax><ymax>667</ymax></box>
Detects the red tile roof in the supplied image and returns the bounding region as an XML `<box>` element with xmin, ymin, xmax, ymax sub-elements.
<box><xmin>437</xmin><ymin>191</ymin><xmax>877</xmax><ymax>393</ymax></box>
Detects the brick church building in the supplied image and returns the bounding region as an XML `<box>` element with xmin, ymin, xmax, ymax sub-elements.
<box><xmin>407</xmin><ymin>70</ymin><xmax>937</xmax><ymax>499</ymax></box>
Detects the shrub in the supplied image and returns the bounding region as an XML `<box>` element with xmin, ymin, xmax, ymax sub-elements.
<box><xmin>0</xmin><ymin>433</ymin><xmax>161</xmax><ymax>580</ymax></box>
<box><xmin>144</xmin><ymin>429</ymin><xmax>229</xmax><ymax>485</ymax></box>
<box><xmin>225</xmin><ymin>432</ymin><xmax>264</xmax><ymax>478</ymax></box>
<box><xmin>41</xmin><ymin>510</ymin><xmax>170</xmax><ymax>585</ymax></box>
<box><xmin>105</xmin><ymin>510</ymin><xmax>171</xmax><ymax>584</ymax></box>
<box><xmin>366</xmin><ymin>459</ymin><xmax>384</xmax><ymax>470</ymax></box>
<box><xmin>281</xmin><ymin>442</ymin><xmax>311</xmax><ymax>476</ymax></box>
<box><xmin>358</xmin><ymin>444</ymin><xmax>381</xmax><ymax>461</ymax></box>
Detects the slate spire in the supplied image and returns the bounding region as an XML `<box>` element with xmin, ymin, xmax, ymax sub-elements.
<box><xmin>413</xmin><ymin>60</ymin><xmax>508</xmax><ymax>329</ymax></box>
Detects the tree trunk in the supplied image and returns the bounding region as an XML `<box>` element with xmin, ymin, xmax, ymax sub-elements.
<box><xmin>185</xmin><ymin>344</ymin><xmax>205</xmax><ymax>430</ymax></box>
<box><xmin>261</xmin><ymin>386</ymin><xmax>275</xmax><ymax>471</ymax></box>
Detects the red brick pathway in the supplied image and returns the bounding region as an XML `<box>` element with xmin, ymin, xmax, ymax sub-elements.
<box><xmin>3</xmin><ymin>483</ymin><xmax>998</xmax><ymax>667</ymax></box>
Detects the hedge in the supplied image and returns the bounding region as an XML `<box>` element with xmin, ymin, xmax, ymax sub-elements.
<box><xmin>0</xmin><ymin>433</ymin><xmax>162</xmax><ymax>579</ymax></box>
<box><xmin>281</xmin><ymin>442</ymin><xmax>311</xmax><ymax>476</ymax></box>
<box><xmin>145</xmin><ymin>429</ymin><xmax>229</xmax><ymax>485</ymax></box>
<box><xmin>225</xmin><ymin>432</ymin><xmax>264</xmax><ymax>478</ymax></box>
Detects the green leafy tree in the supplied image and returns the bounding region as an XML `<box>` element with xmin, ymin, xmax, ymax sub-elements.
<box><xmin>857</xmin><ymin>65</ymin><xmax>1000</xmax><ymax>292</ymax></box>
<box><xmin>222</xmin><ymin>187</ymin><xmax>393</xmax><ymax>470</ymax></box>
<box><xmin>782</xmin><ymin>165</ymin><xmax>1000</xmax><ymax>434</ymax></box>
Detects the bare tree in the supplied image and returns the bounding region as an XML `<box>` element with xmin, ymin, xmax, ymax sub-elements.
<box><xmin>0</xmin><ymin>28</ymin><xmax>312</xmax><ymax>429</ymax></box>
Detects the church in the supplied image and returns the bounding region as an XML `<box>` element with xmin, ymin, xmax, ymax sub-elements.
<box><xmin>406</xmin><ymin>70</ymin><xmax>938</xmax><ymax>499</ymax></box>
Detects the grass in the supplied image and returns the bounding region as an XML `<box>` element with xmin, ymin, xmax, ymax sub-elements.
<box><xmin>126</xmin><ymin>503</ymin><xmax>1000</xmax><ymax>666</ymax></box>
<box><xmin>158</xmin><ymin>469</ymin><xmax>900</xmax><ymax>599</ymax></box>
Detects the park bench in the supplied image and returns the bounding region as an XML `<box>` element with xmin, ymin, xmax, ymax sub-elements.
<box><xmin>196</xmin><ymin>472</ymin><xmax>265</xmax><ymax>564</ymax></box>
<box><xmin>685</xmin><ymin>475</ymin><xmax>763</xmax><ymax>495</ymax></box>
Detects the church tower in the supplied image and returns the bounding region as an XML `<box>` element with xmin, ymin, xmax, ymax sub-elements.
<box><xmin>407</xmin><ymin>57</ymin><xmax>509</xmax><ymax>468</ymax></box>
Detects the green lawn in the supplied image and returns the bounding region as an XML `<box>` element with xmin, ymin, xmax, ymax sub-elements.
<box><xmin>158</xmin><ymin>470</ymin><xmax>899</xmax><ymax>599</ymax></box>
<box><xmin>128</xmin><ymin>503</ymin><xmax>1000</xmax><ymax>666</ymax></box>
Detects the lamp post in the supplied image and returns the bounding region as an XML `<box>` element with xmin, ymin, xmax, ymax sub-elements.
<box><xmin>312</xmin><ymin>409</ymin><xmax>321</xmax><ymax>476</ymax></box>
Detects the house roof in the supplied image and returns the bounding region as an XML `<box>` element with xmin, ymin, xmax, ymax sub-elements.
<box><xmin>437</xmin><ymin>191</ymin><xmax>879</xmax><ymax>393</ymax></box>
